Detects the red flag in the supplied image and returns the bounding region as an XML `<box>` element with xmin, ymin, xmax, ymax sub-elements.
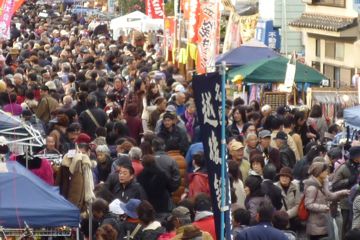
<box><xmin>0</xmin><ymin>0</ymin><xmax>15</xmax><ymax>39</ymax></box>
<box><xmin>196</xmin><ymin>2</ymin><xmax>220</xmax><ymax>74</ymax></box>
<box><xmin>187</xmin><ymin>0</ymin><xmax>199</xmax><ymax>43</ymax></box>
<box><xmin>11</xmin><ymin>0</ymin><xmax>24</xmax><ymax>14</ymax></box>
<box><xmin>146</xmin><ymin>0</ymin><xmax>164</xmax><ymax>19</ymax></box>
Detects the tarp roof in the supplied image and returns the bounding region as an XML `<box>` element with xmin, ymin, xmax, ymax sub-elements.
<box><xmin>344</xmin><ymin>105</ymin><xmax>360</xmax><ymax>130</ymax></box>
<box><xmin>0</xmin><ymin>161</ymin><xmax>80</xmax><ymax>228</ymax></box>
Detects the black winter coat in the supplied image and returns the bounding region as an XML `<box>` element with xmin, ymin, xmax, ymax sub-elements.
<box><xmin>104</xmin><ymin>173</ymin><xmax>147</xmax><ymax>203</ymax></box>
<box><xmin>137</xmin><ymin>165</ymin><xmax>173</xmax><ymax>213</ymax></box>
<box><xmin>261</xmin><ymin>180</ymin><xmax>283</xmax><ymax>210</ymax></box>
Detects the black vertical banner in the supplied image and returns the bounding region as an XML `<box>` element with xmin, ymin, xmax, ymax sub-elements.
<box><xmin>193</xmin><ymin>72</ymin><xmax>232</xmax><ymax>240</ymax></box>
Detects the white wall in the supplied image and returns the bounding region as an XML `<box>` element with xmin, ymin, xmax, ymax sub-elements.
<box><xmin>259</xmin><ymin>0</ymin><xmax>275</xmax><ymax>20</ymax></box>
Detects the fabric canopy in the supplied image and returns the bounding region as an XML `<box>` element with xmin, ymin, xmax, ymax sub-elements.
<box><xmin>344</xmin><ymin>105</ymin><xmax>360</xmax><ymax>130</ymax></box>
<box><xmin>215</xmin><ymin>45</ymin><xmax>279</xmax><ymax>66</ymax></box>
<box><xmin>228</xmin><ymin>56</ymin><xmax>327</xmax><ymax>84</ymax></box>
<box><xmin>0</xmin><ymin>161</ymin><xmax>80</xmax><ymax>228</ymax></box>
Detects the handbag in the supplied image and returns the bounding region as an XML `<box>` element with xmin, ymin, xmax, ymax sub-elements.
<box><xmin>298</xmin><ymin>188</ymin><xmax>318</xmax><ymax>221</ymax></box>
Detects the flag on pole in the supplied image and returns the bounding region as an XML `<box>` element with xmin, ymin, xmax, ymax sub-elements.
<box><xmin>146</xmin><ymin>0</ymin><xmax>164</xmax><ymax>19</ymax></box>
<box><xmin>0</xmin><ymin>0</ymin><xmax>15</xmax><ymax>40</ymax></box>
<box><xmin>283</xmin><ymin>52</ymin><xmax>297</xmax><ymax>92</ymax></box>
<box><xmin>193</xmin><ymin>72</ymin><xmax>232</xmax><ymax>240</ymax></box>
<box><xmin>196</xmin><ymin>2</ymin><xmax>220</xmax><ymax>74</ymax></box>
<box><xmin>11</xmin><ymin>0</ymin><xmax>25</xmax><ymax>14</ymax></box>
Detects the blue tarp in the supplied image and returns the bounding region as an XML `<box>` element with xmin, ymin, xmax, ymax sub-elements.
<box><xmin>215</xmin><ymin>46</ymin><xmax>279</xmax><ymax>66</ymax></box>
<box><xmin>0</xmin><ymin>161</ymin><xmax>80</xmax><ymax>228</ymax></box>
<box><xmin>344</xmin><ymin>105</ymin><xmax>360</xmax><ymax>130</ymax></box>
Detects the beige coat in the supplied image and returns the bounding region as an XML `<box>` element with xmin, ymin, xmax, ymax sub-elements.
<box><xmin>304</xmin><ymin>176</ymin><xmax>347</xmax><ymax>236</ymax></box>
<box><xmin>35</xmin><ymin>95</ymin><xmax>59</xmax><ymax>123</ymax></box>
<box><xmin>275</xmin><ymin>180</ymin><xmax>301</xmax><ymax>219</ymax></box>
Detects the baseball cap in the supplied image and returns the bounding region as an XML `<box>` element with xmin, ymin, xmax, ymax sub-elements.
<box><xmin>258</xmin><ymin>130</ymin><xmax>271</xmax><ymax>139</ymax></box>
<box><xmin>273</xmin><ymin>131</ymin><xmax>288</xmax><ymax>141</ymax></box>
<box><xmin>229</xmin><ymin>141</ymin><xmax>244</xmax><ymax>151</ymax></box>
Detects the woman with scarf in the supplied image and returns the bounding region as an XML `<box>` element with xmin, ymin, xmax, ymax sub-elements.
<box><xmin>181</xmin><ymin>100</ymin><xmax>198</xmax><ymax>143</ymax></box>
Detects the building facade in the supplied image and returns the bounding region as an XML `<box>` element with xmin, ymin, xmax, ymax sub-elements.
<box><xmin>258</xmin><ymin>0</ymin><xmax>305</xmax><ymax>54</ymax></box>
<box><xmin>289</xmin><ymin>0</ymin><xmax>359</xmax><ymax>87</ymax></box>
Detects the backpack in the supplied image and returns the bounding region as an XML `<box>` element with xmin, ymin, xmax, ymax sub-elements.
<box><xmin>298</xmin><ymin>188</ymin><xmax>319</xmax><ymax>221</ymax></box>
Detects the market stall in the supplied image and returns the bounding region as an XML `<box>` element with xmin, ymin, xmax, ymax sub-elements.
<box><xmin>0</xmin><ymin>110</ymin><xmax>45</xmax><ymax>155</ymax></box>
<box><xmin>0</xmin><ymin>161</ymin><xmax>80</xmax><ymax>237</ymax></box>
<box><xmin>306</xmin><ymin>87</ymin><xmax>358</xmax><ymax>123</ymax></box>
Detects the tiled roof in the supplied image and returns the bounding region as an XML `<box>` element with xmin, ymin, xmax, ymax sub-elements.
<box><xmin>289</xmin><ymin>13</ymin><xmax>357</xmax><ymax>32</ymax></box>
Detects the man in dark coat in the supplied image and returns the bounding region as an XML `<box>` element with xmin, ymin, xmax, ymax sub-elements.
<box><xmin>157</xmin><ymin>112</ymin><xmax>189</xmax><ymax>155</ymax></box>
<box><xmin>256</xmin><ymin>130</ymin><xmax>281</xmax><ymax>171</ymax></box>
<box><xmin>261</xmin><ymin>164</ymin><xmax>283</xmax><ymax>210</ymax></box>
<box><xmin>104</xmin><ymin>163</ymin><xmax>147</xmax><ymax>203</ymax></box>
<box><xmin>79</xmin><ymin>94</ymin><xmax>108</xmax><ymax>139</ymax></box>
<box><xmin>274</xmin><ymin>131</ymin><xmax>296</xmax><ymax>168</ymax></box>
<box><xmin>235</xmin><ymin>199</ymin><xmax>288</xmax><ymax>240</ymax></box>
<box><xmin>152</xmin><ymin>137</ymin><xmax>181</xmax><ymax>193</ymax></box>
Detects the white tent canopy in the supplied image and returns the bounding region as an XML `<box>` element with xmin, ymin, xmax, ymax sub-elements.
<box><xmin>110</xmin><ymin>11</ymin><xmax>163</xmax><ymax>39</ymax></box>
<box><xmin>0</xmin><ymin>110</ymin><xmax>45</xmax><ymax>154</ymax></box>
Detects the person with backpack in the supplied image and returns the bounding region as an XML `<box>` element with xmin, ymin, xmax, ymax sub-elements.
<box><xmin>332</xmin><ymin>146</ymin><xmax>360</xmax><ymax>239</ymax></box>
<box><xmin>304</xmin><ymin>162</ymin><xmax>349</xmax><ymax>240</ymax></box>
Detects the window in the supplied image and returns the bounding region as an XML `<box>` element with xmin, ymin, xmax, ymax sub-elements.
<box><xmin>323</xmin><ymin>64</ymin><xmax>353</xmax><ymax>87</ymax></box>
<box><xmin>312</xmin><ymin>0</ymin><xmax>345</xmax><ymax>7</ymax></box>
<box><xmin>335</xmin><ymin>42</ymin><xmax>344</xmax><ymax>61</ymax></box>
<box><xmin>325</xmin><ymin>41</ymin><xmax>344</xmax><ymax>60</ymax></box>
<box><xmin>315</xmin><ymin>39</ymin><xmax>320</xmax><ymax>57</ymax></box>
<box><xmin>325</xmin><ymin>41</ymin><xmax>335</xmax><ymax>59</ymax></box>
<box><xmin>312</xmin><ymin>61</ymin><xmax>321</xmax><ymax>71</ymax></box>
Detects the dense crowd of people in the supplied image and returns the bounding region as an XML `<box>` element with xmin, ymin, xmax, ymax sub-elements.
<box><xmin>2</xmin><ymin>1</ymin><xmax>360</xmax><ymax>240</ymax></box>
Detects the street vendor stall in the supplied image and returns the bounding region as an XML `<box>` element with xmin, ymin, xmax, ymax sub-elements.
<box><xmin>306</xmin><ymin>87</ymin><xmax>358</xmax><ymax>123</ymax></box>
<box><xmin>227</xmin><ymin>56</ymin><xmax>327</xmax><ymax>107</ymax></box>
<box><xmin>0</xmin><ymin>161</ymin><xmax>80</xmax><ymax>238</ymax></box>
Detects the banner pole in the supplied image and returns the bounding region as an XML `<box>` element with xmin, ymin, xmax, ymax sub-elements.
<box><xmin>220</xmin><ymin>61</ymin><xmax>227</xmax><ymax>240</ymax></box>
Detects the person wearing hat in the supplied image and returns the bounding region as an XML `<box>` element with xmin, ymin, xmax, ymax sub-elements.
<box><xmin>256</xmin><ymin>129</ymin><xmax>281</xmax><ymax>171</ymax></box>
<box><xmin>275</xmin><ymin>167</ymin><xmax>301</xmax><ymax>230</ymax></box>
<box><xmin>274</xmin><ymin>131</ymin><xmax>296</xmax><ymax>169</ymax></box>
<box><xmin>35</xmin><ymin>85</ymin><xmax>59</xmax><ymax>124</ymax></box>
<box><xmin>157</xmin><ymin>111</ymin><xmax>189</xmax><ymax>155</ymax></box>
<box><xmin>228</xmin><ymin>140</ymin><xmax>249</xmax><ymax>182</ymax></box>
<box><xmin>117</xmin><ymin>198</ymin><xmax>143</xmax><ymax>239</ymax></box>
<box><xmin>332</xmin><ymin>146</ymin><xmax>360</xmax><ymax>238</ymax></box>
<box><xmin>304</xmin><ymin>162</ymin><xmax>350</xmax><ymax>239</ymax></box>
<box><xmin>269</xmin><ymin>116</ymin><xmax>300</xmax><ymax>161</ymax></box>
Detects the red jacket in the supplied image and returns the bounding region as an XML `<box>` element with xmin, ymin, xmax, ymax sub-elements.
<box><xmin>193</xmin><ymin>215</ymin><xmax>216</xmax><ymax>240</ymax></box>
<box><xmin>132</xmin><ymin>159</ymin><xmax>144</xmax><ymax>176</ymax></box>
<box><xmin>188</xmin><ymin>172</ymin><xmax>210</xmax><ymax>198</ymax></box>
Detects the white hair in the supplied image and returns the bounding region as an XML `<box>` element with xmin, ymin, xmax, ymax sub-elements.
<box><xmin>129</xmin><ymin>147</ymin><xmax>142</xmax><ymax>160</ymax></box>
<box><xmin>96</xmin><ymin>145</ymin><xmax>110</xmax><ymax>154</ymax></box>
<box><xmin>245</xmin><ymin>132</ymin><xmax>258</xmax><ymax>141</ymax></box>
<box><xmin>261</xmin><ymin>104</ymin><xmax>272</xmax><ymax>113</ymax></box>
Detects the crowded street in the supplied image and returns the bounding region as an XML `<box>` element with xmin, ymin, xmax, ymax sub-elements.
<box><xmin>1</xmin><ymin>0</ymin><xmax>360</xmax><ymax>240</ymax></box>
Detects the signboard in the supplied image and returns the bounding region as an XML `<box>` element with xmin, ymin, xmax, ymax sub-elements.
<box><xmin>193</xmin><ymin>72</ymin><xmax>232</xmax><ymax>240</ymax></box>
